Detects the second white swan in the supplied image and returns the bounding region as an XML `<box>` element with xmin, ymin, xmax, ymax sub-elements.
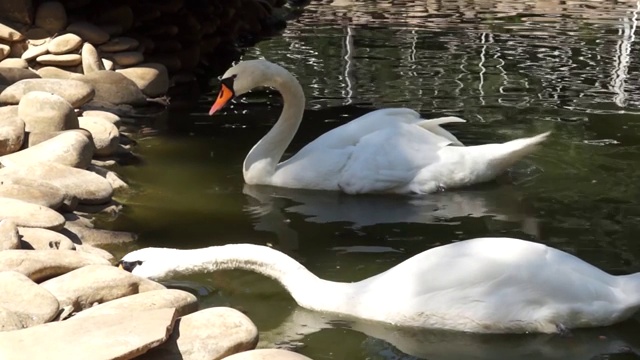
<box><xmin>119</xmin><ymin>237</ymin><xmax>640</xmax><ymax>334</ymax></box>
<box><xmin>208</xmin><ymin>60</ymin><xmax>550</xmax><ymax>194</ymax></box>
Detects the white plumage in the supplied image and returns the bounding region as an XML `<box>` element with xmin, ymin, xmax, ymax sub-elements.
<box><xmin>120</xmin><ymin>237</ymin><xmax>640</xmax><ymax>334</ymax></box>
<box><xmin>209</xmin><ymin>60</ymin><xmax>550</xmax><ymax>194</ymax></box>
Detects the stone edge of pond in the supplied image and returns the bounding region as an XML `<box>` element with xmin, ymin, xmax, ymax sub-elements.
<box><xmin>0</xmin><ymin>0</ymin><xmax>313</xmax><ymax>359</ymax></box>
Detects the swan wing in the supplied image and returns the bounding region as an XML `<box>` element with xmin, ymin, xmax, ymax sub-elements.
<box><xmin>375</xmin><ymin>238</ymin><xmax>617</xmax><ymax>302</ymax></box>
<box><xmin>337</xmin><ymin>123</ymin><xmax>449</xmax><ymax>194</ymax></box>
<box><xmin>417</xmin><ymin>116</ymin><xmax>466</xmax><ymax>146</ymax></box>
<box><xmin>356</xmin><ymin>238</ymin><xmax>623</xmax><ymax>330</ymax></box>
<box><xmin>297</xmin><ymin>108</ymin><xmax>460</xmax><ymax>154</ymax></box>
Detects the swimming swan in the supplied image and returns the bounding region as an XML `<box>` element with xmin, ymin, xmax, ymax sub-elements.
<box><xmin>119</xmin><ymin>237</ymin><xmax>640</xmax><ymax>334</ymax></box>
<box><xmin>208</xmin><ymin>60</ymin><xmax>550</xmax><ymax>194</ymax></box>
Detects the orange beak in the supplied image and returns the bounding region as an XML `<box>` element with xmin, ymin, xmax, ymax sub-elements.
<box><xmin>209</xmin><ymin>83</ymin><xmax>234</xmax><ymax>116</ymax></box>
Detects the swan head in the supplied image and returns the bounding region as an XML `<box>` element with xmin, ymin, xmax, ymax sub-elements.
<box><xmin>209</xmin><ymin>59</ymin><xmax>289</xmax><ymax>116</ymax></box>
<box><xmin>118</xmin><ymin>247</ymin><xmax>182</xmax><ymax>280</ymax></box>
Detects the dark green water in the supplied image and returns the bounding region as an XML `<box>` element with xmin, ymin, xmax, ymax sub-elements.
<box><xmin>110</xmin><ymin>1</ymin><xmax>640</xmax><ymax>359</ymax></box>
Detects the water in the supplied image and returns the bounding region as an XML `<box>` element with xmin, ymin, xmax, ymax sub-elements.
<box><xmin>109</xmin><ymin>1</ymin><xmax>640</xmax><ymax>359</ymax></box>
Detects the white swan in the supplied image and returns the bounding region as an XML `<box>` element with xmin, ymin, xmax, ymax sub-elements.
<box><xmin>119</xmin><ymin>237</ymin><xmax>640</xmax><ymax>334</ymax></box>
<box><xmin>208</xmin><ymin>59</ymin><xmax>550</xmax><ymax>194</ymax></box>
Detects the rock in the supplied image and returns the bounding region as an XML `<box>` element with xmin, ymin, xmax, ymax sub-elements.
<box><xmin>78</xmin><ymin>116</ymin><xmax>119</xmax><ymax>156</ymax></box>
<box><xmin>0</xmin><ymin>67</ymin><xmax>40</xmax><ymax>86</ymax></box>
<box><xmin>0</xmin><ymin>219</ymin><xmax>20</xmax><ymax>250</ymax></box>
<box><xmin>75</xmin><ymin>289</ymin><xmax>196</xmax><ymax>319</ymax></box>
<box><xmin>141</xmin><ymin>307</ymin><xmax>259</xmax><ymax>360</ymax></box>
<box><xmin>24</xmin><ymin>128</ymin><xmax>84</xmax><ymax>148</ymax></box>
<box><xmin>81</xmin><ymin>110</ymin><xmax>120</xmax><ymax>125</ymax></box>
<box><xmin>0</xmin><ymin>306</ymin><xmax>22</xmax><ymax>332</ymax></box>
<box><xmin>67</xmin><ymin>21</ymin><xmax>110</xmax><ymax>45</ymax></box>
<box><xmin>0</xmin><ymin>181</ymin><xmax>64</xmax><ymax>208</ymax></box>
<box><xmin>35</xmin><ymin>1</ymin><xmax>67</xmax><ymax>34</ymax></box>
<box><xmin>0</xmin><ymin>114</ymin><xmax>24</xmax><ymax>155</ymax></box>
<box><xmin>96</xmin><ymin>5</ymin><xmax>134</xmax><ymax>32</ymax></box>
<box><xmin>108</xmin><ymin>51</ymin><xmax>144</xmax><ymax>67</ymax></box>
<box><xmin>17</xmin><ymin>91</ymin><xmax>78</xmax><ymax>132</ymax></box>
<box><xmin>88</xmin><ymin>164</ymin><xmax>128</xmax><ymax>190</ymax></box>
<box><xmin>0</xmin><ymin>130</ymin><xmax>93</xmax><ymax>169</ymax></box>
<box><xmin>62</xmin><ymin>212</ymin><xmax>93</xmax><ymax>227</ymax></box>
<box><xmin>0</xmin><ymin>197</ymin><xmax>65</xmax><ymax>230</ymax></box>
<box><xmin>98</xmin><ymin>37</ymin><xmax>139</xmax><ymax>52</ymax></box>
<box><xmin>146</xmin><ymin>53</ymin><xmax>181</xmax><ymax>73</ymax></box>
<box><xmin>0</xmin><ymin>78</ymin><xmax>94</xmax><ymax>107</ymax></box>
<box><xmin>62</xmin><ymin>222</ymin><xmax>135</xmax><ymax>245</ymax></box>
<box><xmin>8</xmin><ymin>38</ymin><xmax>27</xmax><ymax>58</ymax></box>
<box><xmin>0</xmin><ymin>308</ymin><xmax>177</xmax><ymax>359</ymax></box>
<box><xmin>77</xmin><ymin>70</ymin><xmax>147</xmax><ymax>105</ymax></box>
<box><xmin>101</xmin><ymin>57</ymin><xmax>114</xmax><ymax>70</ymax></box>
<box><xmin>151</xmin><ymin>39</ymin><xmax>181</xmax><ymax>53</ymax></box>
<box><xmin>0</xmin><ymin>44</ymin><xmax>9</xmax><ymax>60</ymax></box>
<box><xmin>18</xmin><ymin>226</ymin><xmax>75</xmax><ymax>250</ymax></box>
<box><xmin>24</xmin><ymin>27</ymin><xmax>50</xmax><ymax>45</ymax></box>
<box><xmin>116</xmin><ymin>63</ymin><xmax>169</xmax><ymax>98</ymax></box>
<box><xmin>99</xmin><ymin>24</ymin><xmax>123</xmax><ymax>37</ymax></box>
<box><xmin>0</xmin><ymin>1</ymin><xmax>33</xmax><ymax>25</ymax></box>
<box><xmin>81</xmin><ymin>42</ymin><xmax>104</xmax><ymax>74</ymax></box>
<box><xmin>0</xmin><ymin>271</ymin><xmax>60</xmax><ymax>327</ymax></box>
<box><xmin>0</xmin><ymin>162</ymin><xmax>113</xmax><ymax>204</ymax></box>
<box><xmin>47</xmin><ymin>33</ymin><xmax>82</xmax><ymax>54</ymax></box>
<box><xmin>0</xmin><ymin>175</ymin><xmax>67</xmax><ymax>206</ymax></box>
<box><xmin>75</xmin><ymin>200</ymin><xmax>122</xmax><ymax>215</ymax></box>
<box><xmin>74</xmin><ymin>244</ymin><xmax>113</xmax><ymax>261</ymax></box>
<box><xmin>0</xmin><ymin>249</ymin><xmax>110</xmax><ymax>282</ymax></box>
<box><xmin>21</xmin><ymin>42</ymin><xmax>49</xmax><ymax>61</ymax></box>
<box><xmin>40</xmin><ymin>265</ymin><xmax>167</xmax><ymax>313</ymax></box>
<box><xmin>35</xmin><ymin>65</ymin><xmax>76</xmax><ymax>79</ymax></box>
<box><xmin>225</xmin><ymin>350</ymin><xmax>314</xmax><ymax>360</ymax></box>
<box><xmin>0</xmin><ymin>58</ymin><xmax>28</xmax><ymax>69</ymax></box>
<box><xmin>0</xmin><ymin>22</ymin><xmax>25</xmax><ymax>42</ymax></box>
<box><xmin>36</xmin><ymin>53</ymin><xmax>82</xmax><ymax>66</ymax></box>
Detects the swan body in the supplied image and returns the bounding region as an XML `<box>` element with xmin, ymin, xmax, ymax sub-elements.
<box><xmin>120</xmin><ymin>237</ymin><xmax>640</xmax><ymax>334</ymax></box>
<box><xmin>209</xmin><ymin>60</ymin><xmax>550</xmax><ymax>194</ymax></box>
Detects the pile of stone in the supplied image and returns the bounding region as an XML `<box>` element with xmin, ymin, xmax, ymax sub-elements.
<box><xmin>0</xmin><ymin>251</ymin><xmax>311</xmax><ymax>359</ymax></box>
<box><xmin>0</xmin><ymin>0</ymin><xmax>288</xmax><ymax>102</ymax></box>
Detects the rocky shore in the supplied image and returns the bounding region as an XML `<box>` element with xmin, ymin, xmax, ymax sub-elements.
<box><xmin>0</xmin><ymin>0</ymin><xmax>311</xmax><ymax>359</ymax></box>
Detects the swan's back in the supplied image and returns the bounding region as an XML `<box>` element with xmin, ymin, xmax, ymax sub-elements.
<box><xmin>353</xmin><ymin>237</ymin><xmax>630</xmax><ymax>332</ymax></box>
<box><xmin>294</xmin><ymin>108</ymin><xmax>459</xmax><ymax>155</ymax></box>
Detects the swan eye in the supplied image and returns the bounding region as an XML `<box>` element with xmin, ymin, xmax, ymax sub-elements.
<box><xmin>220</xmin><ymin>74</ymin><xmax>237</xmax><ymax>91</ymax></box>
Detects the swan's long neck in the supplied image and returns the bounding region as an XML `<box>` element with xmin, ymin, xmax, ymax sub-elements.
<box><xmin>243</xmin><ymin>70</ymin><xmax>306</xmax><ymax>184</ymax></box>
<box><xmin>175</xmin><ymin>244</ymin><xmax>355</xmax><ymax>314</ymax></box>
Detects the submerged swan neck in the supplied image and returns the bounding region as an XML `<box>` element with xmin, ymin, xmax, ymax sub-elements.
<box><xmin>176</xmin><ymin>244</ymin><xmax>352</xmax><ymax>312</ymax></box>
<box><xmin>243</xmin><ymin>65</ymin><xmax>306</xmax><ymax>183</ymax></box>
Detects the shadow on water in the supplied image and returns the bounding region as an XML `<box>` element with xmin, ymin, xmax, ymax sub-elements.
<box><xmin>109</xmin><ymin>0</ymin><xmax>640</xmax><ymax>359</ymax></box>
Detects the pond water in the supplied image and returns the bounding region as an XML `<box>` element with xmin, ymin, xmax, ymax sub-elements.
<box><xmin>109</xmin><ymin>0</ymin><xmax>640</xmax><ymax>359</ymax></box>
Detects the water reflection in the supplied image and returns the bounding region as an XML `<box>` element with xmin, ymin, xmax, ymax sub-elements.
<box><xmin>260</xmin><ymin>307</ymin><xmax>640</xmax><ymax>360</ymax></box>
<box><xmin>243</xmin><ymin>183</ymin><xmax>540</xmax><ymax>248</ymax></box>
<box><xmin>247</xmin><ymin>0</ymin><xmax>640</xmax><ymax>115</ymax></box>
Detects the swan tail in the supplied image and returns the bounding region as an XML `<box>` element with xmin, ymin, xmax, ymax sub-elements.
<box><xmin>461</xmin><ymin>131</ymin><xmax>550</xmax><ymax>182</ymax></box>
<box><xmin>417</xmin><ymin>117</ymin><xmax>467</xmax><ymax>146</ymax></box>
<box><xmin>488</xmin><ymin>131</ymin><xmax>550</xmax><ymax>169</ymax></box>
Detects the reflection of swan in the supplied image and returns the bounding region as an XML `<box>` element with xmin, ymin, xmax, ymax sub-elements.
<box><xmin>260</xmin><ymin>307</ymin><xmax>640</xmax><ymax>360</ymax></box>
<box><xmin>120</xmin><ymin>237</ymin><xmax>640</xmax><ymax>333</ymax></box>
<box><xmin>243</xmin><ymin>183</ymin><xmax>540</xmax><ymax>236</ymax></box>
<box><xmin>208</xmin><ymin>59</ymin><xmax>549</xmax><ymax>194</ymax></box>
